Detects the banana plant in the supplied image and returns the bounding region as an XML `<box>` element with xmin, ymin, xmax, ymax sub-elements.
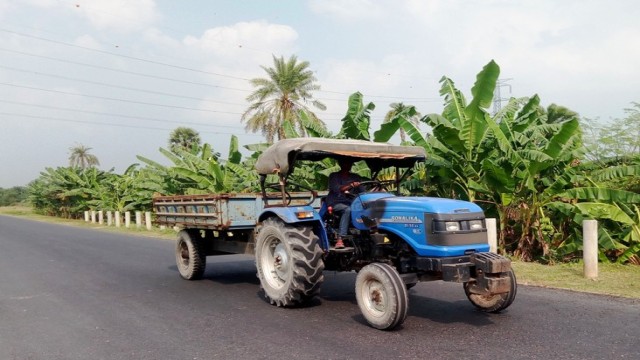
<box><xmin>337</xmin><ymin>92</ymin><xmax>375</xmax><ymax>140</ymax></box>
<box><xmin>378</xmin><ymin>60</ymin><xmax>583</xmax><ymax>260</ymax></box>
<box><xmin>549</xmin><ymin>163</ymin><xmax>640</xmax><ymax>263</ymax></box>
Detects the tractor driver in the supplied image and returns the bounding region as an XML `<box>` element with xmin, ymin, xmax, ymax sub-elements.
<box><xmin>326</xmin><ymin>158</ymin><xmax>366</xmax><ymax>249</ymax></box>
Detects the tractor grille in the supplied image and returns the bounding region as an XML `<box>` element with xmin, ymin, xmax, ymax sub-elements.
<box><xmin>424</xmin><ymin>212</ymin><xmax>488</xmax><ymax>246</ymax></box>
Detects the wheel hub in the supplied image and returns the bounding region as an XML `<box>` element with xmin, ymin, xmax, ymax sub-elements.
<box><xmin>273</xmin><ymin>243</ymin><xmax>289</xmax><ymax>279</ymax></box>
<box><xmin>178</xmin><ymin>241</ymin><xmax>189</xmax><ymax>268</ymax></box>
<box><xmin>365</xmin><ymin>281</ymin><xmax>386</xmax><ymax>314</ymax></box>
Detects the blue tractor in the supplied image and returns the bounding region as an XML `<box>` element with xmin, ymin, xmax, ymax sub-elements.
<box><xmin>253</xmin><ymin>138</ymin><xmax>517</xmax><ymax>330</ymax></box>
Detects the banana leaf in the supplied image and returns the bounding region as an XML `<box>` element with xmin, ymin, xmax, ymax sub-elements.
<box><xmin>462</xmin><ymin>60</ymin><xmax>498</xmax><ymax>152</ymax></box>
<box><xmin>560</xmin><ymin>188</ymin><xmax>640</xmax><ymax>203</ymax></box>
<box><xmin>592</xmin><ymin>164</ymin><xmax>640</xmax><ymax>181</ymax></box>
<box><xmin>574</xmin><ymin>202</ymin><xmax>635</xmax><ymax>225</ymax></box>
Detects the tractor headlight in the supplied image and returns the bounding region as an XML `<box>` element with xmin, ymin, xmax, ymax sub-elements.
<box><xmin>434</xmin><ymin>220</ymin><xmax>461</xmax><ymax>233</ymax></box>
<box><xmin>469</xmin><ymin>219</ymin><xmax>484</xmax><ymax>230</ymax></box>
<box><xmin>432</xmin><ymin>217</ymin><xmax>486</xmax><ymax>234</ymax></box>
<box><xmin>445</xmin><ymin>221</ymin><xmax>460</xmax><ymax>231</ymax></box>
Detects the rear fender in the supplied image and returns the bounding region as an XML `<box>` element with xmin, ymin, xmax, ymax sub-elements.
<box><xmin>258</xmin><ymin>207</ymin><xmax>329</xmax><ymax>250</ymax></box>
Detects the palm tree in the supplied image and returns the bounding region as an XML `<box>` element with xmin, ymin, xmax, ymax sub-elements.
<box><xmin>383</xmin><ymin>102</ymin><xmax>422</xmax><ymax>142</ymax></box>
<box><xmin>242</xmin><ymin>55</ymin><xmax>327</xmax><ymax>143</ymax></box>
<box><xmin>68</xmin><ymin>144</ymin><xmax>100</xmax><ymax>169</ymax></box>
<box><xmin>169</xmin><ymin>127</ymin><xmax>201</xmax><ymax>154</ymax></box>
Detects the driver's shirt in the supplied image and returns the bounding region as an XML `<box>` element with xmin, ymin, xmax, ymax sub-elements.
<box><xmin>326</xmin><ymin>171</ymin><xmax>365</xmax><ymax>207</ymax></box>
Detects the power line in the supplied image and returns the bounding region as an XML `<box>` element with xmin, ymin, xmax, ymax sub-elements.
<box><xmin>0</xmin><ymin>99</ymin><xmax>247</xmax><ymax>130</ymax></box>
<box><xmin>65</xmin><ymin>0</ymin><xmax>275</xmax><ymax>56</ymax></box>
<box><xmin>0</xmin><ymin>48</ymin><xmax>437</xmax><ymax>109</ymax></box>
<box><xmin>25</xmin><ymin>1</ymin><xmax>443</xmax><ymax>87</ymax></box>
<box><xmin>0</xmin><ymin>29</ymin><xmax>444</xmax><ymax>102</ymax></box>
<box><xmin>316</xmin><ymin>88</ymin><xmax>441</xmax><ymax>101</ymax></box>
<box><xmin>0</xmin><ymin>111</ymin><xmax>262</xmax><ymax>137</ymax></box>
<box><xmin>0</xmin><ymin>65</ymin><xmax>247</xmax><ymax>107</ymax></box>
<box><xmin>0</xmin><ymin>82</ymin><xmax>243</xmax><ymax>115</ymax></box>
<box><xmin>0</xmin><ymin>88</ymin><xmax>348</xmax><ymax>123</ymax></box>
<box><xmin>0</xmin><ymin>28</ymin><xmax>251</xmax><ymax>81</ymax></box>
<box><xmin>0</xmin><ymin>47</ymin><xmax>253</xmax><ymax>93</ymax></box>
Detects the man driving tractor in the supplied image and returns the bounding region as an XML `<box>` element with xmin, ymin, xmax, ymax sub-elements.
<box><xmin>326</xmin><ymin>158</ymin><xmax>366</xmax><ymax>249</ymax></box>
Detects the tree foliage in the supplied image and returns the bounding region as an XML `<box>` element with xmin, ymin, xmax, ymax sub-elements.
<box><xmin>168</xmin><ymin>127</ymin><xmax>202</xmax><ymax>154</ymax></box>
<box><xmin>383</xmin><ymin>102</ymin><xmax>422</xmax><ymax>143</ymax></box>
<box><xmin>242</xmin><ymin>55</ymin><xmax>327</xmax><ymax>143</ymax></box>
<box><xmin>0</xmin><ymin>186</ymin><xmax>27</xmax><ymax>206</ymax></box>
<box><xmin>582</xmin><ymin>102</ymin><xmax>640</xmax><ymax>164</ymax></box>
<box><xmin>68</xmin><ymin>144</ymin><xmax>100</xmax><ymax>169</ymax></box>
<box><xmin>24</xmin><ymin>59</ymin><xmax>640</xmax><ymax>264</ymax></box>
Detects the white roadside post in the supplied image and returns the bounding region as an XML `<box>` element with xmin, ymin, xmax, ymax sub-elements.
<box><xmin>98</xmin><ymin>211</ymin><xmax>103</xmax><ymax>225</ymax></box>
<box><xmin>135</xmin><ymin>211</ymin><xmax>142</xmax><ymax>229</ymax></box>
<box><xmin>145</xmin><ymin>212</ymin><xmax>152</xmax><ymax>231</ymax></box>
<box><xmin>91</xmin><ymin>210</ymin><xmax>96</xmax><ymax>223</ymax></box>
<box><xmin>107</xmin><ymin>211</ymin><xmax>113</xmax><ymax>226</ymax></box>
<box><xmin>84</xmin><ymin>211</ymin><xmax>89</xmax><ymax>222</ymax></box>
<box><xmin>486</xmin><ymin>218</ymin><xmax>498</xmax><ymax>253</ymax></box>
<box><xmin>583</xmin><ymin>220</ymin><xmax>598</xmax><ymax>279</ymax></box>
<box><xmin>125</xmin><ymin>211</ymin><xmax>131</xmax><ymax>228</ymax></box>
<box><xmin>115</xmin><ymin>211</ymin><xmax>121</xmax><ymax>228</ymax></box>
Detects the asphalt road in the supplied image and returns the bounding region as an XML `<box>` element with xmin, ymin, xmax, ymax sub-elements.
<box><xmin>1</xmin><ymin>215</ymin><xmax>639</xmax><ymax>360</ymax></box>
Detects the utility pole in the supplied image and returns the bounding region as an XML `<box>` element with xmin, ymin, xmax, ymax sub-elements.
<box><xmin>493</xmin><ymin>78</ymin><xmax>512</xmax><ymax>115</ymax></box>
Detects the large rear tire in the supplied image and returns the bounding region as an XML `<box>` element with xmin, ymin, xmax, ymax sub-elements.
<box><xmin>464</xmin><ymin>269</ymin><xmax>517</xmax><ymax>312</ymax></box>
<box><xmin>355</xmin><ymin>263</ymin><xmax>409</xmax><ymax>330</ymax></box>
<box><xmin>255</xmin><ymin>218</ymin><xmax>325</xmax><ymax>307</ymax></box>
<box><xmin>175</xmin><ymin>230</ymin><xmax>206</xmax><ymax>280</ymax></box>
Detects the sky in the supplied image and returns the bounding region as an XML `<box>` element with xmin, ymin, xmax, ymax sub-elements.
<box><xmin>1</xmin><ymin>0</ymin><xmax>639</xmax><ymax>188</ymax></box>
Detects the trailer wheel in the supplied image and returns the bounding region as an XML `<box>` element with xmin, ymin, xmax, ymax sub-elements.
<box><xmin>255</xmin><ymin>218</ymin><xmax>324</xmax><ymax>307</ymax></box>
<box><xmin>464</xmin><ymin>269</ymin><xmax>517</xmax><ymax>313</ymax></box>
<box><xmin>175</xmin><ymin>230</ymin><xmax>206</xmax><ymax>280</ymax></box>
<box><xmin>355</xmin><ymin>263</ymin><xmax>409</xmax><ymax>330</ymax></box>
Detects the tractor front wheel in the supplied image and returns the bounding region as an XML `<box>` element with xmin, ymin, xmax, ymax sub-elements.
<box><xmin>463</xmin><ymin>269</ymin><xmax>517</xmax><ymax>312</ymax></box>
<box><xmin>355</xmin><ymin>263</ymin><xmax>409</xmax><ymax>330</ymax></box>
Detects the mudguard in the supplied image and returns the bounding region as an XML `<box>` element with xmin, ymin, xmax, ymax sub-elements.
<box><xmin>258</xmin><ymin>206</ymin><xmax>329</xmax><ymax>250</ymax></box>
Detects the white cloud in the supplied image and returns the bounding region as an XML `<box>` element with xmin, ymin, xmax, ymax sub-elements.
<box><xmin>143</xmin><ymin>28</ymin><xmax>181</xmax><ymax>49</ymax></box>
<box><xmin>72</xmin><ymin>34</ymin><xmax>103</xmax><ymax>50</ymax></box>
<box><xmin>403</xmin><ymin>0</ymin><xmax>441</xmax><ymax>19</ymax></box>
<box><xmin>73</xmin><ymin>0</ymin><xmax>160</xmax><ymax>33</ymax></box>
<box><xmin>183</xmin><ymin>21</ymin><xmax>298</xmax><ymax>67</ymax></box>
<box><xmin>309</xmin><ymin>0</ymin><xmax>385</xmax><ymax>20</ymax></box>
<box><xmin>19</xmin><ymin>0</ymin><xmax>57</xmax><ymax>8</ymax></box>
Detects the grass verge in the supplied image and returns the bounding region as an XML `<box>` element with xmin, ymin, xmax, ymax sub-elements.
<box><xmin>2</xmin><ymin>205</ymin><xmax>639</xmax><ymax>299</ymax></box>
<box><xmin>511</xmin><ymin>261</ymin><xmax>640</xmax><ymax>299</ymax></box>
<box><xmin>0</xmin><ymin>205</ymin><xmax>176</xmax><ymax>240</ymax></box>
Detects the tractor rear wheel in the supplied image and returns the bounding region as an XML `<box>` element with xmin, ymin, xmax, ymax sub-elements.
<box><xmin>255</xmin><ymin>218</ymin><xmax>325</xmax><ymax>307</ymax></box>
<box><xmin>355</xmin><ymin>263</ymin><xmax>409</xmax><ymax>330</ymax></box>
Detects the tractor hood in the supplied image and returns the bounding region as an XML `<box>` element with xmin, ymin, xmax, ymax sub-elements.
<box><xmin>365</xmin><ymin>195</ymin><xmax>484</xmax><ymax>215</ymax></box>
<box><xmin>255</xmin><ymin>138</ymin><xmax>426</xmax><ymax>176</ymax></box>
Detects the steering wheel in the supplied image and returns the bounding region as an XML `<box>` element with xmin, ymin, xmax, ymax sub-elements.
<box><xmin>343</xmin><ymin>180</ymin><xmax>394</xmax><ymax>198</ymax></box>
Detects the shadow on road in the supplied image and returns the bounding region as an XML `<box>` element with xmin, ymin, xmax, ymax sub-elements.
<box><xmin>407</xmin><ymin>296</ymin><xmax>498</xmax><ymax>326</ymax></box>
<box><xmin>168</xmin><ymin>257</ymin><xmax>504</xmax><ymax>327</ymax></box>
<box><xmin>167</xmin><ymin>254</ymin><xmax>260</xmax><ymax>286</ymax></box>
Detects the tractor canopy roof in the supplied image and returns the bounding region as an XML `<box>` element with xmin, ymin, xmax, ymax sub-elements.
<box><xmin>255</xmin><ymin>138</ymin><xmax>426</xmax><ymax>176</ymax></box>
